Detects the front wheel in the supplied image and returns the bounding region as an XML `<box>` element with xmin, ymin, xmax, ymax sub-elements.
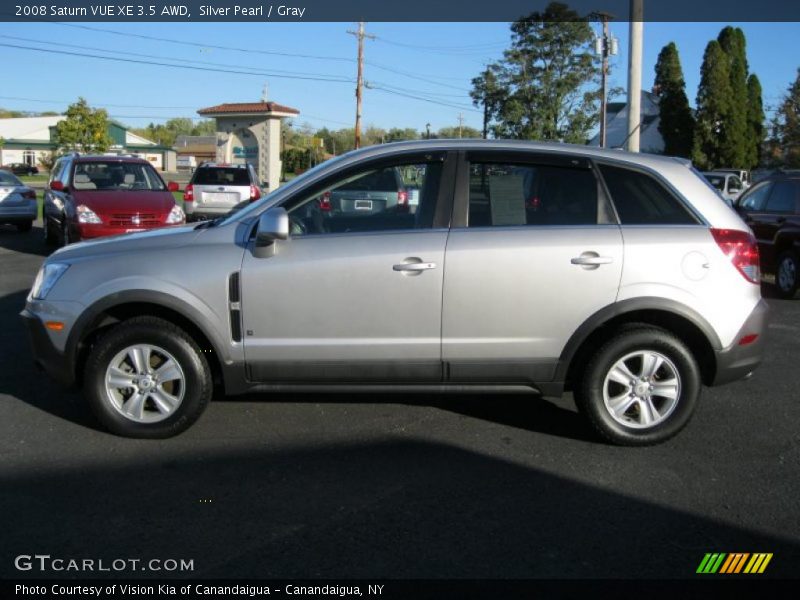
<box><xmin>776</xmin><ymin>251</ymin><xmax>798</xmax><ymax>299</ymax></box>
<box><xmin>574</xmin><ymin>326</ymin><xmax>701</xmax><ymax>446</ymax></box>
<box><xmin>83</xmin><ymin>316</ymin><xmax>213</xmax><ymax>438</ymax></box>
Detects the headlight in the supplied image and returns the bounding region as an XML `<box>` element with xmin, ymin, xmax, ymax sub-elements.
<box><xmin>165</xmin><ymin>204</ymin><xmax>185</xmax><ymax>224</ymax></box>
<box><xmin>31</xmin><ymin>263</ymin><xmax>70</xmax><ymax>300</ymax></box>
<box><xmin>76</xmin><ymin>204</ymin><xmax>102</xmax><ymax>224</ymax></box>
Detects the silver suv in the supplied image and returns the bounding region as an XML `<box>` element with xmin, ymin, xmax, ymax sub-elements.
<box><xmin>184</xmin><ymin>162</ymin><xmax>261</xmax><ymax>221</ymax></box>
<box><xmin>22</xmin><ymin>141</ymin><xmax>767</xmax><ymax>445</ymax></box>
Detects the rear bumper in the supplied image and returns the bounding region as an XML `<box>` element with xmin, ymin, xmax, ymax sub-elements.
<box><xmin>20</xmin><ymin>309</ymin><xmax>75</xmax><ymax>387</ymax></box>
<box><xmin>0</xmin><ymin>204</ymin><xmax>37</xmax><ymax>221</ymax></box>
<box><xmin>712</xmin><ymin>299</ymin><xmax>769</xmax><ymax>386</ymax></box>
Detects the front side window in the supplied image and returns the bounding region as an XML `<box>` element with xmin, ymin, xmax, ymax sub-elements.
<box><xmin>467</xmin><ymin>162</ymin><xmax>598</xmax><ymax>227</ymax></box>
<box><xmin>72</xmin><ymin>162</ymin><xmax>166</xmax><ymax>191</ymax></box>
<box><xmin>739</xmin><ymin>182</ymin><xmax>772</xmax><ymax>211</ymax></box>
<box><xmin>765</xmin><ymin>181</ymin><xmax>798</xmax><ymax>213</ymax></box>
<box><xmin>600</xmin><ymin>164</ymin><xmax>697</xmax><ymax>225</ymax></box>
<box><xmin>286</xmin><ymin>161</ymin><xmax>442</xmax><ymax>236</ymax></box>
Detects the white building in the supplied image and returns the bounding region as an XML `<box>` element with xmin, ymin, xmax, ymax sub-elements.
<box><xmin>0</xmin><ymin>116</ymin><xmax>176</xmax><ymax>171</ymax></box>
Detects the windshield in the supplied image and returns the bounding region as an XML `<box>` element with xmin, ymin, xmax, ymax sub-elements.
<box><xmin>704</xmin><ymin>175</ymin><xmax>725</xmax><ymax>190</ymax></box>
<box><xmin>218</xmin><ymin>153</ymin><xmax>352</xmax><ymax>226</ymax></box>
<box><xmin>0</xmin><ymin>171</ymin><xmax>23</xmax><ymax>186</ymax></box>
<box><xmin>72</xmin><ymin>161</ymin><xmax>166</xmax><ymax>191</ymax></box>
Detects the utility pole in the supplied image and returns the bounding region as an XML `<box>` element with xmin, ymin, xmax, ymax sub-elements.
<box><xmin>347</xmin><ymin>21</ymin><xmax>375</xmax><ymax>150</ymax></box>
<box><xmin>626</xmin><ymin>0</ymin><xmax>644</xmax><ymax>152</ymax></box>
<box><xmin>592</xmin><ymin>12</ymin><xmax>617</xmax><ymax>148</ymax></box>
<box><xmin>457</xmin><ymin>113</ymin><xmax>464</xmax><ymax>138</ymax></box>
<box><xmin>425</xmin><ymin>123</ymin><xmax>431</xmax><ymax>139</ymax></box>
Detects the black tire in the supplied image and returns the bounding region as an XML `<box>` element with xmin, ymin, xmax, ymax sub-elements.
<box><xmin>43</xmin><ymin>215</ymin><xmax>58</xmax><ymax>246</ymax></box>
<box><xmin>775</xmin><ymin>251</ymin><xmax>798</xmax><ymax>299</ymax></box>
<box><xmin>62</xmin><ymin>221</ymin><xmax>72</xmax><ymax>246</ymax></box>
<box><xmin>83</xmin><ymin>316</ymin><xmax>212</xmax><ymax>438</ymax></box>
<box><xmin>574</xmin><ymin>325</ymin><xmax>701</xmax><ymax>446</ymax></box>
<box><xmin>16</xmin><ymin>220</ymin><xmax>33</xmax><ymax>232</ymax></box>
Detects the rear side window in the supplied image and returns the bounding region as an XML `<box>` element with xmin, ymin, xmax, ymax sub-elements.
<box><xmin>467</xmin><ymin>162</ymin><xmax>598</xmax><ymax>227</ymax></box>
<box><xmin>765</xmin><ymin>181</ymin><xmax>798</xmax><ymax>213</ymax></box>
<box><xmin>600</xmin><ymin>164</ymin><xmax>697</xmax><ymax>225</ymax></box>
<box><xmin>193</xmin><ymin>167</ymin><xmax>251</xmax><ymax>186</ymax></box>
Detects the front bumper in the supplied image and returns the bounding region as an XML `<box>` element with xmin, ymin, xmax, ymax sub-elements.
<box><xmin>712</xmin><ymin>298</ymin><xmax>769</xmax><ymax>386</ymax></box>
<box><xmin>20</xmin><ymin>309</ymin><xmax>75</xmax><ymax>387</ymax></box>
<box><xmin>76</xmin><ymin>223</ymin><xmax>178</xmax><ymax>239</ymax></box>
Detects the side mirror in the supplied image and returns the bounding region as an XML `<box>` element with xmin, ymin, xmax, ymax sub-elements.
<box><xmin>49</xmin><ymin>181</ymin><xmax>64</xmax><ymax>192</ymax></box>
<box><xmin>256</xmin><ymin>207</ymin><xmax>289</xmax><ymax>245</ymax></box>
<box><xmin>167</xmin><ymin>181</ymin><xmax>180</xmax><ymax>192</ymax></box>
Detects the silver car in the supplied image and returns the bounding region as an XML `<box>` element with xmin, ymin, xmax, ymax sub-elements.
<box><xmin>183</xmin><ymin>162</ymin><xmax>261</xmax><ymax>221</ymax></box>
<box><xmin>0</xmin><ymin>169</ymin><xmax>37</xmax><ymax>232</ymax></box>
<box><xmin>22</xmin><ymin>140</ymin><xmax>767</xmax><ymax>445</ymax></box>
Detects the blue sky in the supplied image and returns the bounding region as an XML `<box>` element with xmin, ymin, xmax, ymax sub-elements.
<box><xmin>1</xmin><ymin>21</ymin><xmax>798</xmax><ymax>134</ymax></box>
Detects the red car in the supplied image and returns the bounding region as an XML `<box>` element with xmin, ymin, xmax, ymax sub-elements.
<box><xmin>43</xmin><ymin>155</ymin><xmax>184</xmax><ymax>245</ymax></box>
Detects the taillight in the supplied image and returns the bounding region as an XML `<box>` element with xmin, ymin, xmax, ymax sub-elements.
<box><xmin>319</xmin><ymin>191</ymin><xmax>332</xmax><ymax>212</ymax></box>
<box><xmin>22</xmin><ymin>190</ymin><xmax>36</xmax><ymax>200</ymax></box>
<box><xmin>397</xmin><ymin>190</ymin><xmax>408</xmax><ymax>205</ymax></box>
<box><xmin>710</xmin><ymin>228</ymin><xmax>760</xmax><ymax>284</ymax></box>
<box><xmin>184</xmin><ymin>183</ymin><xmax>194</xmax><ymax>202</ymax></box>
<box><xmin>249</xmin><ymin>184</ymin><xmax>261</xmax><ymax>202</ymax></box>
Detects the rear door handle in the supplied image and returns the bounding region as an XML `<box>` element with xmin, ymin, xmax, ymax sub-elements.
<box><xmin>571</xmin><ymin>255</ymin><xmax>613</xmax><ymax>266</ymax></box>
<box><xmin>393</xmin><ymin>262</ymin><xmax>437</xmax><ymax>272</ymax></box>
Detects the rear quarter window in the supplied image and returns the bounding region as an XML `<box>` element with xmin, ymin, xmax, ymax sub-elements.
<box><xmin>599</xmin><ymin>164</ymin><xmax>698</xmax><ymax>225</ymax></box>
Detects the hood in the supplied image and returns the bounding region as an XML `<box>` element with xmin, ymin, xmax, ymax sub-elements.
<box><xmin>50</xmin><ymin>224</ymin><xmax>200</xmax><ymax>262</ymax></box>
<box><xmin>72</xmin><ymin>190</ymin><xmax>175</xmax><ymax>216</ymax></box>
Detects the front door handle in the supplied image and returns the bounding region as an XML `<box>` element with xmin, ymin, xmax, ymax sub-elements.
<box><xmin>393</xmin><ymin>262</ymin><xmax>437</xmax><ymax>272</ymax></box>
<box><xmin>571</xmin><ymin>255</ymin><xmax>613</xmax><ymax>266</ymax></box>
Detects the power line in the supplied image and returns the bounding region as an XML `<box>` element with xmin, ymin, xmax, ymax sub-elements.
<box><xmin>0</xmin><ymin>42</ymin><xmax>354</xmax><ymax>83</ymax></box>
<box><xmin>0</xmin><ymin>34</ymin><xmax>354</xmax><ymax>82</ymax></box>
<box><xmin>367</xmin><ymin>84</ymin><xmax>482</xmax><ymax>114</ymax></box>
<box><xmin>50</xmin><ymin>22</ymin><xmax>356</xmax><ymax>64</ymax></box>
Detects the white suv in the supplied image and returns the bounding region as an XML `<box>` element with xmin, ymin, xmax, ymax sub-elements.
<box><xmin>22</xmin><ymin>140</ymin><xmax>767</xmax><ymax>444</ymax></box>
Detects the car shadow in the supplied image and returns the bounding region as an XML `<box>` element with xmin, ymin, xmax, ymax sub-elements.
<box><xmin>2</xmin><ymin>438</ymin><xmax>799</xmax><ymax>579</ymax></box>
<box><xmin>0</xmin><ymin>223</ymin><xmax>53</xmax><ymax>257</ymax></box>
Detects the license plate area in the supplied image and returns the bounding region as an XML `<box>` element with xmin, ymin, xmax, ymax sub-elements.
<box><xmin>355</xmin><ymin>199</ymin><xmax>373</xmax><ymax>211</ymax></box>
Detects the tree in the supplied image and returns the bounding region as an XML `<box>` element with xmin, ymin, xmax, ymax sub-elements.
<box><xmin>384</xmin><ymin>128</ymin><xmax>419</xmax><ymax>143</ymax></box>
<box><xmin>653</xmin><ymin>42</ymin><xmax>694</xmax><ymax>158</ymax></box>
<box><xmin>775</xmin><ymin>68</ymin><xmax>800</xmax><ymax>167</ymax></box>
<box><xmin>53</xmin><ymin>98</ymin><xmax>112</xmax><ymax>154</ymax></box>
<box><xmin>470</xmin><ymin>67</ymin><xmax>503</xmax><ymax>138</ymax></box>
<box><xmin>717</xmin><ymin>27</ymin><xmax>749</xmax><ymax>167</ymax></box>
<box><xmin>436</xmin><ymin>125</ymin><xmax>482</xmax><ymax>139</ymax></box>
<box><xmin>470</xmin><ymin>2</ymin><xmax>599</xmax><ymax>143</ymax></box>
<box><xmin>746</xmin><ymin>74</ymin><xmax>766</xmax><ymax>168</ymax></box>
<box><xmin>692</xmin><ymin>41</ymin><xmax>733</xmax><ymax>170</ymax></box>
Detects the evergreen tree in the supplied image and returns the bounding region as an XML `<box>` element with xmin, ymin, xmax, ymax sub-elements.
<box><xmin>746</xmin><ymin>74</ymin><xmax>766</xmax><ymax>168</ymax></box>
<box><xmin>653</xmin><ymin>42</ymin><xmax>695</xmax><ymax>157</ymax></box>
<box><xmin>693</xmin><ymin>41</ymin><xmax>733</xmax><ymax>170</ymax></box>
<box><xmin>776</xmin><ymin>68</ymin><xmax>800</xmax><ymax>167</ymax></box>
<box><xmin>717</xmin><ymin>27</ymin><xmax>749</xmax><ymax>167</ymax></box>
<box><xmin>469</xmin><ymin>2</ymin><xmax>599</xmax><ymax>143</ymax></box>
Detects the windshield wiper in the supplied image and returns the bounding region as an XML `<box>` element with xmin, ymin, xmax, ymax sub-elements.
<box><xmin>194</xmin><ymin>216</ymin><xmax>225</xmax><ymax>229</ymax></box>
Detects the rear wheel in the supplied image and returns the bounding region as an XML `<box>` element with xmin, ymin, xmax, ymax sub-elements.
<box><xmin>16</xmin><ymin>220</ymin><xmax>33</xmax><ymax>232</ymax></box>
<box><xmin>574</xmin><ymin>326</ymin><xmax>701</xmax><ymax>446</ymax></box>
<box><xmin>775</xmin><ymin>251</ymin><xmax>798</xmax><ymax>299</ymax></box>
<box><xmin>83</xmin><ymin>317</ymin><xmax>212</xmax><ymax>438</ymax></box>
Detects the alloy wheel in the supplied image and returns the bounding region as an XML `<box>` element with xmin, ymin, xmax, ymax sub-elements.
<box><xmin>104</xmin><ymin>344</ymin><xmax>186</xmax><ymax>423</ymax></box>
<box><xmin>602</xmin><ymin>350</ymin><xmax>681</xmax><ymax>429</ymax></box>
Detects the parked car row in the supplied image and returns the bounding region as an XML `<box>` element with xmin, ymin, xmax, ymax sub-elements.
<box><xmin>0</xmin><ymin>169</ymin><xmax>37</xmax><ymax>231</ymax></box>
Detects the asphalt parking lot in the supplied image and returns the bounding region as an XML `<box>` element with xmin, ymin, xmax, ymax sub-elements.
<box><xmin>1</xmin><ymin>220</ymin><xmax>798</xmax><ymax>580</ymax></box>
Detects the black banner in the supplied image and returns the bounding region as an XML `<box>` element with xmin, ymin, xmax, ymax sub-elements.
<box><xmin>4</xmin><ymin>579</ymin><xmax>800</xmax><ymax>600</ymax></box>
<box><xmin>3</xmin><ymin>0</ymin><xmax>800</xmax><ymax>23</ymax></box>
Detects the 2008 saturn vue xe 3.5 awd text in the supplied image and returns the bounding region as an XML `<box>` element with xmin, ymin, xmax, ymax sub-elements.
<box><xmin>22</xmin><ymin>140</ymin><xmax>767</xmax><ymax>445</ymax></box>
